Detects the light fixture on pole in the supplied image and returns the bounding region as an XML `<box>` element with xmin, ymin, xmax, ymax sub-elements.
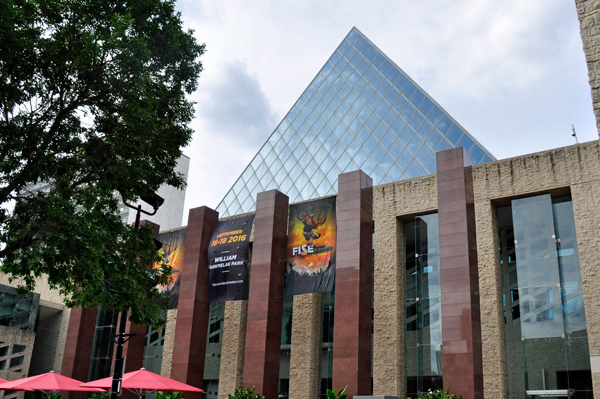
<box><xmin>110</xmin><ymin>192</ymin><xmax>164</xmax><ymax>399</ymax></box>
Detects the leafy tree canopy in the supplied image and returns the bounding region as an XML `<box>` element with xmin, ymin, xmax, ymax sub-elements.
<box><xmin>0</xmin><ymin>0</ymin><xmax>205</xmax><ymax>326</ymax></box>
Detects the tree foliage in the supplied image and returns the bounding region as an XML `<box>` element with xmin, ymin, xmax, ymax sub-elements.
<box><xmin>0</xmin><ymin>0</ymin><xmax>205</xmax><ymax>326</ymax></box>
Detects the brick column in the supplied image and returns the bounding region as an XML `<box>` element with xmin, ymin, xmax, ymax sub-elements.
<box><xmin>242</xmin><ymin>190</ymin><xmax>289</xmax><ymax>399</ymax></box>
<box><xmin>289</xmin><ymin>293</ymin><xmax>322</xmax><ymax>399</ymax></box>
<box><xmin>436</xmin><ymin>148</ymin><xmax>483</xmax><ymax>399</ymax></box>
<box><xmin>171</xmin><ymin>206</ymin><xmax>219</xmax><ymax>398</ymax></box>
<box><xmin>333</xmin><ymin>170</ymin><xmax>373</xmax><ymax>399</ymax></box>
<box><xmin>61</xmin><ymin>307</ymin><xmax>98</xmax><ymax>399</ymax></box>
<box><xmin>473</xmin><ymin>200</ymin><xmax>507</xmax><ymax>398</ymax></box>
<box><xmin>160</xmin><ymin>309</ymin><xmax>178</xmax><ymax>377</ymax></box>
<box><xmin>373</xmin><ymin>214</ymin><xmax>403</xmax><ymax>396</ymax></box>
<box><xmin>219</xmin><ymin>301</ymin><xmax>249</xmax><ymax>399</ymax></box>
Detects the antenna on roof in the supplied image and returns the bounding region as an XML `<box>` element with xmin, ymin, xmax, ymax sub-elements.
<box><xmin>572</xmin><ymin>125</ymin><xmax>578</xmax><ymax>144</ymax></box>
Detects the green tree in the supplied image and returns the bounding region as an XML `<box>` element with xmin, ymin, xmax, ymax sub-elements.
<box><xmin>0</xmin><ymin>0</ymin><xmax>205</xmax><ymax>326</ymax></box>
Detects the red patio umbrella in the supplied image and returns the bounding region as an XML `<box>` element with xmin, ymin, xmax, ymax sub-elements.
<box><xmin>81</xmin><ymin>368</ymin><xmax>203</xmax><ymax>399</ymax></box>
<box><xmin>0</xmin><ymin>371</ymin><xmax>104</xmax><ymax>395</ymax></box>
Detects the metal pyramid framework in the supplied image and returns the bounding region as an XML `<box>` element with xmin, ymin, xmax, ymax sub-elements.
<box><xmin>216</xmin><ymin>27</ymin><xmax>495</xmax><ymax>217</ymax></box>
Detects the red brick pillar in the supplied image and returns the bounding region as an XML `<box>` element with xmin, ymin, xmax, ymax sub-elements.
<box><xmin>436</xmin><ymin>148</ymin><xmax>483</xmax><ymax>399</ymax></box>
<box><xmin>242</xmin><ymin>190</ymin><xmax>289</xmax><ymax>399</ymax></box>
<box><xmin>171</xmin><ymin>206</ymin><xmax>219</xmax><ymax>398</ymax></box>
<box><xmin>332</xmin><ymin>170</ymin><xmax>373</xmax><ymax>398</ymax></box>
<box><xmin>61</xmin><ymin>307</ymin><xmax>98</xmax><ymax>399</ymax></box>
<box><xmin>119</xmin><ymin>220</ymin><xmax>160</xmax><ymax>391</ymax></box>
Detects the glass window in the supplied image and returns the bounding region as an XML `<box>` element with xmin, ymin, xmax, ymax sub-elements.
<box><xmin>445</xmin><ymin>125</ymin><xmax>463</xmax><ymax>145</ymax></box>
<box><xmin>353</xmin><ymin>147</ymin><xmax>369</xmax><ymax>166</ymax></box>
<box><xmin>402</xmin><ymin>81</ymin><xmax>417</xmax><ymax>99</ymax></box>
<box><xmin>358</xmin><ymin>39</ymin><xmax>373</xmax><ymax>56</ymax></box>
<box><xmin>407</xmin><ymin>132</ymin><xmax>424</xmax><ymax>154</ymax></box>
<box><xmin>419</xmin><ymin>98</ymin><xmax>435</xmax><ymax>117</ymax></box>
<box><xmin>329</xmin><ymin>51</ymin><xmax>343</xmax><ymax>66</ymax></box>
<box><xmin>396</xmin><ymin>148</ymin><xmax>413</xmax><ymax>169</ymax></box>
<box><xmin>424</xmin><ymin>155</ymin><xmax>436</xmax><ymax>174</ymax></box>
<box><xmin>408</xmin><ymin>112</ymin><xmax>425</xmax><ymax>131</ymax></box>
<box><xmin>468</xmin><ymin>145</ymin><xmax>486</xmax><ymax>164</ymax></box>
<box><xmin>373</xmin><ymin>53</ymin><xmax>386</xmax><ymax>69</ymax></box>
<box><xmin>349</xmin><ymin>51</ymin><xmax>363</xmax><ymax>68</ymax></box>
<box><xmin>321</xmin><ymin>62</ymin><xmax>335</xmax><ymax>77</ymax></box>
<box><xmin>371</xmin><ymin>143</ymin><xmax>387</xmax><ymax>163</ymax></box>
<box><xmin>385</xmin><ymin>161</ymin><xmax>403</xmax><ymax>182</ymax></box>
<box><xmin>428</xmin><ymin>106</ymin><xmax>444</xmax><ymax>126</ymax></box>
<box><xmin>410</xmin><ymin>89</ymin><xmax>425</xmax><ymax>107</ymax></box>
<box><xmin>364</xmin><ymin>47</ymin><xmax>379</xmax><ymax>62</ymax></box>
<box><xmin>345</xmin><ymin>89</ymin><xmax>360</xmax><ymax>106</ymax></box>
<box><xmin>356</xmin><ymin>58</ymin><xmax>370</xmax><ymax>75</ymax></box>
<box><xmin>362</xmin><ymin>84</ymin><xmax>376</xmax><ymax>101</ymax></box>
<box><xmin>363</xmin><ymin>134</ymin><xmax>379</xmax><ymax>152</ymax></box>
<box><xmin>426</xmin><ymin>130</ymin><xmax>444</xmax><ymax>151</ymax></box>
<box><xmin>400</xmin><ymin>103</ymin><xmax>416</xmax><ymax>122</ymax></box>
<box><xmin>344</xmin><ymin>45</ymin><xmax>357</xmax><ymax>62</ymax></box>
<box><xmin>341</xmin><ymin>64</ymin><xmax>355</xmax><ymax>81</ymax></box>
<box><xmin>370</xmin><ymin>71</ymin><xmax>384</xmax><ymax>89</ymax></box>
<box><xmin>338</xmin><ymin>40</ymin><xmax>351</xmax><ymax>55</ymax></box>
<box><xmin>405</xmin><ymin>158</ymin><xmax>423</xmax><ymax>178</ymax></box>
<box><xmin>345</xmin><ymin>138</ymin><xmax>361</xmax><ymax>157</ymax></box>
<box><xmin>392</xmin><ymin>94</ymin><xmax>408</xmax><ymax>114</ymax></box>
<box><xmin>374</xmin><ymin>99</ymin><xmax>390</xmax><ymax>118</ymax></box>
<box><xmin>365</xmin><ymin>112</ymin><xmax>380</xmax><ymax>131</ymax></box>
<box><xmin>360</xmin><ymin>156</ymin><xmax>377</xmax><ymax>175</ymax></box>
<box><xmin>364</xmin><ymin>65</ymin><xmax>377</xmax><ymax>81</ymax></box>
<box><xmin>415</xmin><ymin>144</ymin><xmax>434</xmax><ymax>166</ymax></box>
<box><xmin>378</xmin><ymin>79</ymin><xmax>392</xmax><ymax>98</ymax></box>
<box><xmin>372</xmin><ymin>122</ymin><xmax>387</xmax><ymax>140</ymax></box>
<box><xmin>499</xmin><ymin>195</ymin><xmax>592</xmax><ymax>397</ymax></box>
<box><xmin>336</xmin><ymin>151</ymin><xmax>352</xmax><ymax>171</ymax></box>
<box><xmin>456</xmin><ymin>134</ymin><xmax>474</xmax><ymax>152</ymax></box>
<box><xmin>418</xmin><ymin>120</ymin><xmax>434</xmax><ymax>139</ymax></box>
<box><xmin>383</xmin><ymin>108</ymin><xmax>398</xmax><ymax>128</ymax></box>
<box><xmin>436</xmin><ymin>115</ymin><xmax>453</xmax><ymax>134</ymax></box>
<box><xmin>379</xmin><ymin>59</ymin><xmax>393</xmax><ymax>77</ymax></box>
<box><xmin>404</xmin><ymin>214</ymin><xmax>442</xmax><ymax>397</ymax></box>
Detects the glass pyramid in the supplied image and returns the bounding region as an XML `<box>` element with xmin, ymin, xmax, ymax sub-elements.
<box><xmin>216</xmin><ymin>27</ymin><xmax>495</xmax><ymax>217</ymax></box>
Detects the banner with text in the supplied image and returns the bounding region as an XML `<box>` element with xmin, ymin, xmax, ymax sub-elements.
<box><xmin>153</xmin><ymin>228</ymin><xmax>186</xmax><ymax>309</ymax></box>
<box><xmin>285</xmin><ymin>197</ymin><xmax>336</xmax><ymax>296</ymax></box>
<box><xmin>208</xmin><ymin>214</ymin><xmax>254</xmax><ymax>303</ymax></box>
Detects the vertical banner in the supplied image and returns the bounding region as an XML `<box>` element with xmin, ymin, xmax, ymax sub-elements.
<box><xmin>208</xmin><ymin>214</ymin><xmax>255</xmax><ymax>303</ymax></box>
<box><xmin>153</xmin><ymin>228</ymin><xmax>186</xmax><ymax>309</ymax></box>
<box><xmin>286</xmin><ymin>197</ymin><xmax>336</xmax><ymax>296</ymax></box>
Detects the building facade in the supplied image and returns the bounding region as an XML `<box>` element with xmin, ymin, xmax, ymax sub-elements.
<box><xmin>3</xmin><ymin>3</ymin><xmax>600</xmax><ymax>399</ymax></box>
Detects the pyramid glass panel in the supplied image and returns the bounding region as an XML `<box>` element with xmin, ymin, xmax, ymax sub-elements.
<box><xmin>216</xmin><ymin>27</ymin><xmax>495</xmax><ymax>217</ymax></box>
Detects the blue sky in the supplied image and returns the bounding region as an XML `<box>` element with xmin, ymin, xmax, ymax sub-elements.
<box><xmin>175</xmin><ymin>0</ymin><xmax>596</xmax><ymax>223</ymax></box>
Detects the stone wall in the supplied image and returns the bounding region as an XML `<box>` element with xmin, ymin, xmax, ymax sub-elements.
<box><xmin>372</xmin><ymin>174</ymin><xmax>438</xmax><ymax>397</ymax></box>
<box><xmin>289</xmin><ymin>293</ymin><xmax>322</xmax><ymax>399</ymax></box>
<box><xmin>161</xmin><ymin>308</ymin><xmax>178</xmax><ymax>377</ymax></box>
<box><xmin>218</xmin><ymin>301</ymin><xmax>248</xmax><ymax>399</ymax></box>
<box><xmin>0</xmin><ymin>275</ymin><xmax>71</xmax><ymax>374</ymax></box>
<box><xmin>576</xmin><ymin>0</ymin><xmax>600</xmax><ymax>136</ymax></box>
<box><xmin>0</xmin><ymin>326</ymin><xmax>36</xmax><ymax>399</ymax></box>
<box><xmin>472</xmin><ymin>140</ymin><xmax>600</xmax><ymax>396</ymax></box>
<box><xmin>472</xmin><ymin>199</ymin><xmax>506</xmax><ymax>398</ymax></box>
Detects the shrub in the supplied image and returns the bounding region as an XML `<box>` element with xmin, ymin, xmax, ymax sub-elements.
<box><xmin>157</xmin><ymin>392</ymin><xmax>183</xmax><ymax>399</ymax></box>
<box><xmin>326</xmin><ymin>386</ymin><xmax>347</xmax><ymax>399</ymax></box>
<box><xmin>418</xmin><ymin>389</ymin><xmax>461</xmax><ymax>399</ymax></box>
<box><xmin>228</xmin><ymin>387</ymin><xmax>265</xmax><ymax>399</ymax></box>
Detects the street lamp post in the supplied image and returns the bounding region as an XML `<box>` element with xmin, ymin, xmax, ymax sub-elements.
<box><xmin>110</xmin><ymin>194</ymin><xmax>164</xmax><ymax>399</ymax></box>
